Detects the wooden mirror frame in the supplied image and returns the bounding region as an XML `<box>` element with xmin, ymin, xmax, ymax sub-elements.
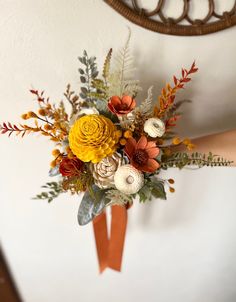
<box><xmin>104</xmin><ymin>0</ymin><xmax>236</xmax><ymax>35</ymax></box>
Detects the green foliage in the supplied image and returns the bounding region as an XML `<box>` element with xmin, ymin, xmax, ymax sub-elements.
<box><xmin>78</xmin><ymin>186</ymin><xmax>108</xmax><ymax>225</ymax></box>
<box><xmin>102</xmin><ymin>48</ymin><xmax>112</xmax><ymax>82</ymax></box>
<box><xmin>150</xmin><ymin>181</ymin><xmax>166</xmax><ymax>200</ymax></box>
<box><xmin>138</xmin><ymin>184</ymin><xmax>152</xmax><ymax>202</ymax></box>
<box><xmin>138</xmin><ymin>178</ymin><xmax>166</xmax><ymax>202</ymax></box>
<box><xmin>94</xmin><ymin>100</ymin><xmax>118</xmax><ymax>122</ymax></box>
<box><xmin>105</xmin><ymin>189</ymin><xmax>133</xmax><ymax>206</ymax></box>
<box><xmin>62</xmin><ymin>171</ymin><xmax>94</xmax><ymax>193</ymax></box>
<box><xmin>33</xmin><ymin>182</ymin><xmax>63</xmax><ymax>203</ymax></box>
<box><xmin>161</xmin><ymin>152</ymin><xmax>233</xmax><ymax>169</ymax></box>
<box><xmin>81</xmin><ymin>49</ymin><xmax>113</xmax><ymax>104</ymax></box>
<box><xmin>90</xmin><ymin>78</ymin><xmax>108</xmax><ymax>101</ymax></box>
<box><xmin>77</xmin><ymin>31</ymin><xmax>142</xmax><ymax>112</ymax></box>
<box><xmin>78</xmin><ymin>50</ymin><xmax>99</xmax><ymax>104</ymax></box>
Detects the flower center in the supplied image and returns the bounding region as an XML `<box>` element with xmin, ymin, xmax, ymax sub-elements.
<box><xmin>133</xmin><ymin>149</ymin><xmax>149</xmax><ymax>165</ymax></box>
<box><xmin>120</xmin><ymin>103</ymin><xmax>128</xmax><ymax>110</ymax></box>
<box><xmin>153</xmin><ymin>122</ymin><xmax>160</xmax><ymax>129</ymax></box>
<box><xmin>126</xmin><ymin>175</ymin><xmax>134</xmax><ymax>184</ymax></box>
<box><xmin>82</xmin><ymin>120</ymin><xmax>98</xmax><ymax>135</ymax></box>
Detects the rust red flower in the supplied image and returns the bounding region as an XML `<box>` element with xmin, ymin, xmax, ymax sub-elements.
<box><xmin>59</xmin><ymin>157</ymin><xmax>84</xmax><ymax>177</ymax></box>
<box><xmin>108</xmin><ymin>95</ymin><xmax>136</xmax><ymax>116</ymax></box>
<box><xmin>124</xmin><ymin>136</ymin><xmax>160</xmax><ymax>172</ymax></box>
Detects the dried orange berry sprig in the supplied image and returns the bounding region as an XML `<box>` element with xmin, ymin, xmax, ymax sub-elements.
<box><xmin>172</xmin><ymin>136</ymin><xmax>195</xmax><ymax>151</ymax></box>
<box><xmin>1</xmin><ymin>89</ymin><xmax>70</xmax><ymax>141</ymax></box>
<box><xmin>50</xmin><ymin>149</ymin><xmax>64</xmax><ymax>168</ymax></box>
<box><xmin>167</xmin><ymin>178</ymin><xmax>175</xmax><ymax>193</ymax></box>
<box><xmin>21</xmin><ymin>110</ymin><xmax>69</xmax><ymax>138</ymax></box>
<box><xmin>21</xmin><ymin>110</ymin><xmax>54</xmax><ymax>126</ymax></box>
<box><xmin>119</xmin><ymin>130</ymin><xmax>133</xmax><ymax>146</ymax></box>
<box><xmin>154</xmin><ymin>61</ymin><xmax>198</xmax><ymax>118</ymax></box>
<box><xmin>30</xmin><ymin>90</ymin><xmax>54</xmax><ymax>118</ymax></box>
<box><xmin>30</xmin><ymin>89</ymin><xmax>69</xmax><ymax>125</ymax></box>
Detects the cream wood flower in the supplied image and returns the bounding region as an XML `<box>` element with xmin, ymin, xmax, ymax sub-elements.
<box><xmin>90</xmin><ymin>152</ymin><xmax>125</xmax><ymax>189</ymax></box>
<box><xmin>144</xmin><ymin>118</ymin><xmax>165</xmax><ymax>138</ymax></box>
<box><xmin>114</xmin><ymin>164</ymin><xmax>144</xmax><ymax>194</ymax></box>
<box><xmin>78</xmin><ymin>107</ymin><xmax>99</xmax><ymax>116</ymax></box>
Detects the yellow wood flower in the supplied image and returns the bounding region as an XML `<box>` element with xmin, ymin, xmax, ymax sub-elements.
<box><xmin>69</xmin><ymin>114</ymin><xmax>120</xmax><ymax>163</ymax></box>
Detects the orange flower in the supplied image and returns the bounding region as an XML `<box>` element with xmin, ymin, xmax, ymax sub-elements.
<box><xmin>108</xmin><ymin>95</ymin><xmax>136</xmax><ymax>116</ymax></box>
<box><xmin>59</xmin><ymin>157</ymin><xmax>83</xmax><ymax>177</ymax></box>
<box><xmin>124</xmin><ymin>136</ymin><xmax>160</xmax><ymax>172</ymax></box>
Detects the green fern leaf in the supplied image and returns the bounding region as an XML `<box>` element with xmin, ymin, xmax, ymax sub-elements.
<box><xmin>102</xmin><ymin>48</ymin><xmax>112</xmax><ymax>81</ymax></box>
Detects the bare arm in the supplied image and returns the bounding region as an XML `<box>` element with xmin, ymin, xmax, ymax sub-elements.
<box><xmin>187</xmin><ymin>130</ymin><xmax>236</xmax><ymax>166</ymax></box>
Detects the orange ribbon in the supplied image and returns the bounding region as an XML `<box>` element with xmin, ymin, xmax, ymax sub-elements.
<box><xmin>92</xmin><ymin>205</ymin><xmax>128</xmax><ymax>273</ymax></box>
<box><xmin>92</xmin><ymin>211</ymin><xmax>109</xmax><ymax>273</ymax></box>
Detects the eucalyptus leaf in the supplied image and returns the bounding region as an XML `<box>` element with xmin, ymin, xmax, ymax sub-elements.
<box><xmin>77</xmin><ymin>187</ymin><xmax>107</xmax><ymax>226</ymax></box>
<box><xmin>88</xmin><ymin>57</ymin><xmax>96</xmax><ymax>64</ymax></box>
<box><xmin>156</xmin><ymin>149</ymin><xmax>163</xmax><ymax>162</ymax></box>
<box><xmin>49</xmin><ymin>165</ymin><xmax>60</xmax><ymax>177</ymax></box>
<box><xmin>81</xmin><ymin>87</ymin><xmax>88</xmax><ymax>94</ymax></box>
<box><xmin>93</xmin><ymin>198</ymin><xmax>108</xmax><ymax>216</ymax></box>
<box><xmin>95</xmin><ymin>99</ymin><xmax>108</xmax><ymax>112</ymax></box>
<box><xmin>92</xmin><ymin>71</ymin><xmax>99</xmax><ymax>78</ymax></box>
<box><xmin>80</xmin><ymin>76</ymin><xmax>86</xmax><ymax>83</ymax></box>
<box><xmin>78</xmin><ymin>192</ymin><xmax>95</xmax><ymax>226</ymax></box>
<box><xmin>79</xmin><ymin>93</ymin><xmax>86</xmax><ymax>99</ymax></box>
<box><xmin>78</xmin><ymin>68</ymin><xmax>84</xmax><ymax>75</ymax></box>
<box><xmin>78</xmin><ymin>57</ymin><xmax>84</xmax><ymax>64</ymax></box>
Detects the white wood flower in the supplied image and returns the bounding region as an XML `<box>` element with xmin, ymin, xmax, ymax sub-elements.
<box><xmin>78</xmin><ymin>107</ymin><xmax>99</xmax><ymax>116</ymax></box>
<box><xmin>144</xmin><ymin>118</ymin><xmax>165</xmax><ymax>138</ymax></box>
<box><xmin>114</xmin><ymin>164</ymin><xmax>144</xmax><ymax>194</ymax></box>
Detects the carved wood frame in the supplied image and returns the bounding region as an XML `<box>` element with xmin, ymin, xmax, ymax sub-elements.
<box><xmin>104</xmin><ymin>0</ymin><xmax>236</xmax><ymax>35</ymax></box>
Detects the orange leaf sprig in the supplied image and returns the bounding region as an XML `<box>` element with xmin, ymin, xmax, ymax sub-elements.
<box><xmin>0</xmin><ymin>122</ymin><xmax>23</xmax><ymax>137</ymax></box>
<box><xmin>154</xmin><ymin>61</ymin><xmax>198</xmax><ymax>118</ymax></box>
<box><xmin>165</xmin><ymin>114</ymin><xmax>181</xmax><ymax>130</ymax></box>
<box><xmin>30</xmin><ymin>89</ymin><xmax>69</xmax><ymax>124</ymax></box>
<box><xmin>0</xmin><ymin>89</ymin><xmax>70</xmax><ymax>141</ymax></box>
<box><xmin>0</xmin><ymin>121</ymin><xmax>60</xmax><ymax>141</ymax></box>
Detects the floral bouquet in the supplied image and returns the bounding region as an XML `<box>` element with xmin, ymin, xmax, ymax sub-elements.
<box><xmin>1</xmin><ymin>34</ymin><xmax>232</xmax><ymax>272</ymax></box>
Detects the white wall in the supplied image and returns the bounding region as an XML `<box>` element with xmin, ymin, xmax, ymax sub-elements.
<box><xmin>0</xmin><ymin>1</ymin><xmax>236</xmax><ymax>302</ymax></box>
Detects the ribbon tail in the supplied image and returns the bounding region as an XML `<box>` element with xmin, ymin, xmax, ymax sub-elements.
<box><xmin>92</xmin><ymin>210</ymin><xmax>109</xmax><ymax>273</ymax></box>
<box><xmin>108</xmin><ymin>205</ymin><xmax>128</xmax><ymax>271</ymax></box>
